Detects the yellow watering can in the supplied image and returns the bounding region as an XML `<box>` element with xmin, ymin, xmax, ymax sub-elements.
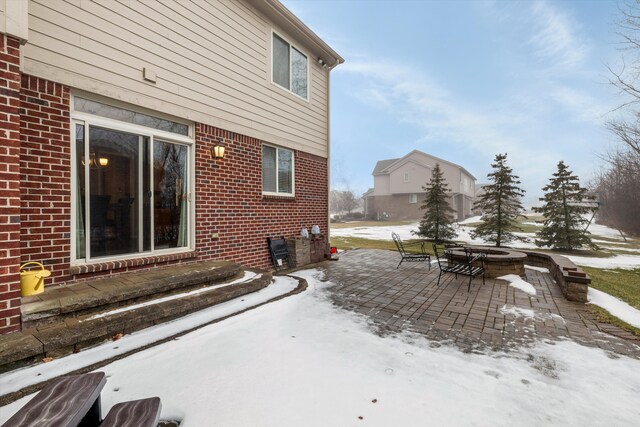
<box><xmin>20</xmin><ymin>262</ymin><xmax>51</xmax><ymax>297</ymax></box>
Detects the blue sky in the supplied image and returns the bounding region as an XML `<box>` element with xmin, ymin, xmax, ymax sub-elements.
<box><xmin>282</xmin><ymin>0</ymin><xmax>625</xmax><ymax>206</ymax></box>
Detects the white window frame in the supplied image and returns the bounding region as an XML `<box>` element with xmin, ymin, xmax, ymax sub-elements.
<box><xmin>404</xmin><ymin>172</ymin><xmax>410</xmax><ymax>182</ymax></box>
<box><xmin>262</xmin><ymin>143</ymin><xmax>295</xmax><ymax>197</ymax></box>
<box><xmin>409</xmin><ymin>194</ymin><xmax>418</xmax><ymax>204</ymax></box>
<box><xmin>70</xmin><ymin>94</ymin><xmax>195</xmax><ymax>266</ymax></box>
<box><xmin>271</xmin><ymin>30</ymin><xmax>310</xmax><ymax>101</ymax></box>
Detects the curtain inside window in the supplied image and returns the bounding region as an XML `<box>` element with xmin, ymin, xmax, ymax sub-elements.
<box><xmin>75</xmin><ymin>124</ymin><xmax>86</xmax><ymax>259</ymax></box>
<box><xmin>177</xmin><ymin>172</ymin><xmax>188</xmax><ymax>247</ymax></box>
<box><xmin>273</xmin><ymin>34</ymin><xmax>290</xmax><ymax>89</ymax></box>
<box><xmin>278</xmin><ymin>149</ymin><xmax>293</xmax><ymax>194</ymax></box>
<box><xmin>262</xmin><ymin>145</ymin><xmax>277</xmax><ymax>192</ymax></box>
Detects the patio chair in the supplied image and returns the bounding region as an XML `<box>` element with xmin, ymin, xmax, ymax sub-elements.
<box><xmin>433</xmin><ymin>244</ymin><xmax>486</xmax><ymax>291</ymax></box>
<box><xmin>267</xmin><ymin>236</ymin><xmax>291</xmax><ymax>271</ymax></box>
<box><xmin>391</xmin><ymin>232</ymin><xmax>431</xmax><ymax>269</ymax></box>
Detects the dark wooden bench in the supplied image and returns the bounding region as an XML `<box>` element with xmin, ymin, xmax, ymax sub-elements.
<box><xmin>2</xmin><ymin>372</ymin><xmax>162</xmax><ymax>427</ymax></box>
<box><xmin>391</xmin><ymin>232</ymin><xmax>431</xmax><ymax>269</ymax></box>
<box><xmin>1</xmin><ymin>371</ymin><xmax>106</xmax><ymax>427</ymax></box>
<box><xmin>267</xmin><ymin>236</ymin><xmax>290</xmax><ymax>271</ymax></box>
<box><xmin>433</xmin><ymin>244</ymin><xmax>486</xmax><ymax>291</ymax></box>
<box><xmin>101</xmin><ymin>397</ymin><xmax>162</xmax><ymax>427</ymax></box>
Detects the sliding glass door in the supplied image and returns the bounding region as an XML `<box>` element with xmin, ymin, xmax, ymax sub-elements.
<box><xmin>73</xmin><ymin>118</ymin><xmax>191</xmax><ymax>263</ymax></box>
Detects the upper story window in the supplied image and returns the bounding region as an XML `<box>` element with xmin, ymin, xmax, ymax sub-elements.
<box><xmin>463</xmin><ymin>176</ymin><xmax>471</xmax><ymax>192</ymax></box>
<box><xmin>272</xmin><ymin>32</ymin><xmax>308</xmax><ymax>100</ymax></box>
<box><xmin>404</xmin><ymin>172</ymin><xmax>410</xmax><ymax>182</ymax></box>
<box><xmin>262</xmin><ymin>144</ymin><xmax>294</xmax><ymax>196</ymax></box>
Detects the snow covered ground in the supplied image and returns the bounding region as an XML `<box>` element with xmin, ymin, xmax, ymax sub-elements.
<box><xmin>330</xmin><ymin>222</ymin><xmax>417</xmax><ymax>241</ymax></box>
<box><xmin>2</xmin><ymin>269</ymin><xmax>640</xmax><ymax>426</ymax></box>
<box><xmin>331</xmin><ymin>220</ymin><xmax>640</xmax><ymax>269</ymax></box>
<box><xmin>588</xmin><ymin>288</ymin><xmax>640</xmax><ymax>329</ymax></box>
<box><xmin>566</xmin><ymin>254</ymin><xmax>640</xmax><ymax>270</ymax></box>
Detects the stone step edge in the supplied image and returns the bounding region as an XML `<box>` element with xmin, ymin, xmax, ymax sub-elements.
<box><xmin>1</xmin><ymin>271</ymin><xmax>271</xmax><ymax>374</ymax></box>
<box><xmin>21</xmin><ymin>262</ymin><xmax>242</xmax><ymax>328</ymax></box>
<box><xmin>0</xmin><ymin>275</ymin><xmax>308</xmax><ymax>406</ymax></box>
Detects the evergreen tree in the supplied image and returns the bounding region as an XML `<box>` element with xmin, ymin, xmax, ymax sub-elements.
<box><xmin>471</xmin><ymin>153</ymin><xmax>526</xmax><ymax>247</ymax></box>
<box><xmin>413</xmin><ymin>164</ymin><xmax>457</xmax><ymax>242</ymax></box>
<box><xmin>534</xmin><ymin>161</ymin><xmax>596</xmax><ymax>250</ymax></box>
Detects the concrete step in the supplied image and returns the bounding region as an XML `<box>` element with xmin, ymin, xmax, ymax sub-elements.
<box><xmin>1</xmin><ymin>264</ymin><xmax>271</xmax><ymax>373</ymax></box>
<box><xmin>21</xmin><ymin>260</ymin><xmax>241</xmax><ymax>330</ymax></box>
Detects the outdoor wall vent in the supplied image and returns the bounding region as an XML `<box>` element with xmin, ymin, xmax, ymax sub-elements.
<box><xmin>143</xmin><ymin>67</ymin><xmax>157</xmax><ymax>83</ymax></box>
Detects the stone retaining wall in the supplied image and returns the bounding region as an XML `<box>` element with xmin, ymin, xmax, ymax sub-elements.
<box><xmin>448</xmin><ymin>247</ymin><xmax>526</xmax><ymax>278</ymax></box>
<box><xmin>520</xmin><ymin>250</ymin><xmax>590</xmax><ymax>303</ymax></box>
<box><xmin>449</xmin><ymin>246</ymin><xmax>590</xmax><ymax>302</ymax></box>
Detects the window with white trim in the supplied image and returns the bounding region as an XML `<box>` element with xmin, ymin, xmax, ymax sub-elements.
<box><xmin>409</xmin><ymin>194</ymin><xmax>418</xmax><ymax>204</ymax></box>
<box><xmin>262</xmin><ymin>144</ymin><xmax>294</xmax><ymax>196</ymax></box>
<box><xmin>404</xmin><ymin>172</ymin><xmax>410</xmax><ymax>182</ymax></box>
<box><xmin>72</xmin><ymin>96</ymin><xmax>193</xmax><ymax>263</ymax></box>
<box><xmin>272</xmin><ymin>32</ymin><xmax>308</xmax><ymax>99</ymax></box>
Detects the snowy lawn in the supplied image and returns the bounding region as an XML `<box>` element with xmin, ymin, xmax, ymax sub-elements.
<box><xmin>588</xmin><ymin>288</ymin><xmax>640</xmax><ymax>329</ymax></box>
<box><xmin>2</xmin><ymin>269</ymin><xmax>640</xmax><ymax>426</ymax></box>
<box><xmin>330</xmin><ymin>219</ymin><xmax>640</xmax><ymax>269</ymax></box>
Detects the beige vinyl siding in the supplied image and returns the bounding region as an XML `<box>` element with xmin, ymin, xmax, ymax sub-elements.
<box><xmin>23</xmin><ymin>0</ymin><xmax>329</xmax><ymax>157</ymax></box>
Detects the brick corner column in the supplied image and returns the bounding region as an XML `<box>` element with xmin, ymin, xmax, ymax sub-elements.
<box><xmin>0</xmin><ymin>34</ymin><xmax>22</xmax><ymax>334</ymax></box>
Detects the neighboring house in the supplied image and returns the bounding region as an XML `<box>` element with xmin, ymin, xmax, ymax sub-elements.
<box><xmin>0</xmin><ymin>0</ymin><xmax>342</xmax><ymax>334</ymax></box>
<box><xmin>365</xmin><ymin>150</ymin><xmax>476</xmax><ymax>221</ymax></box>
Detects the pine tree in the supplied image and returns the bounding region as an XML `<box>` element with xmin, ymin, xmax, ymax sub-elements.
<box><xmin>534</xmin><ymin>161</ymin><xmax>596</xmax><ymax>250</ymax></box>
<box><xmin>471</xmin><ymin>153</ymin><xmax>526</xmax><ymax>247</ymax></box>
<box><xmin>413</xmin><ymin>163</ymin><xmax>457</xmax><ymax>242</ymax></box>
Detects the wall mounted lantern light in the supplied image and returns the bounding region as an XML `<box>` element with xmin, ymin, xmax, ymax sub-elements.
<box><xmin>211</xmin><ymin>138</ymin><xmax>225</xmax><ymax>163</ymax></box>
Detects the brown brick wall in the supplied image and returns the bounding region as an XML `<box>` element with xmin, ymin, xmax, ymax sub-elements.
<box><xmin>15</xmin><ymin>76</ymin><xmax>329</xmax><ymax>279</ymax></box>
<box><xmin>2</xmin><ymin>72</ymin><xmax>329</xmax><ymax>334</ymax></box>
<box><xmin>0</xmin><ymin>35</ymin><xmax>22</xmax><ymax>334</ymax></box>
<box><xmin>19</xmin><ymin>74</ymin><xmax>72</xmax><ymax>285</ymax></box>
<box><xmin>195</xmin><ymin>123</ymin><xmax>329</xmax><ymax>270</ymax></box>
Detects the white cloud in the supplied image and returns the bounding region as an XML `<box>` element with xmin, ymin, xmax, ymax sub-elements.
<box><xmin>338</xmin><ymin>58</ymin><xmax>584</xmax><ymax>203</ymax></box>
<box><xmin>340</xmin><ymin>60</ymin><xmax>546</xmax><ymax>154</ymax></box>
<box><xmin>549</xmin><ymin>85</ymin><xmax>609</xmax><ymax>122</ymax></box>
<box><xmin>528</xmin><ymin>0</ymin><xmax>589</xmax><ymax>71</ymax></box>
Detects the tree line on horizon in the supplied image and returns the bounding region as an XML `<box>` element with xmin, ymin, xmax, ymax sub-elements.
<box><xmin>591</xmin><ymin>0</ymin><xmax>640</xmax><ymax>237</ymax></box>
<box><xmin>414</xmin><ymin>153</ymin><xmax>597</xmax><ymax>251</ymax></box>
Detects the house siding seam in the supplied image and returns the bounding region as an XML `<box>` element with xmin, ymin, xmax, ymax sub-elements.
<box><xmin>0</xmin><ymin>35</ymin><xmax>22</xmax><ymax>334</ymax></box>
<box><xmin>195</xmin><ymin>123</ymin><xmax>329</xmax><ymax>270</ymax></box>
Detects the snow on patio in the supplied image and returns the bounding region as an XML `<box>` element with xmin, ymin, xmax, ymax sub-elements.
<box><xmin>2</xmin><ymin>269</ymin><xmax>640</xmax><ymax>426</ymax></box>
<box><xmin>497</xmin><ymin>274</ymin><xmax>537</xmax><ymax>295</ymax></box>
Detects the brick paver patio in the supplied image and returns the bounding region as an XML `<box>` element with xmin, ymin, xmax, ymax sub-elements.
<box><xmin>320</xmin><ymin>249</ymin><xmax>640</xmax><ymax>357</ymax></box>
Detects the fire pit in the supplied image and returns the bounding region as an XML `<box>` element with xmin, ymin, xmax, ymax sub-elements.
<box><xmin>446</xmin><ymin>246</ymin><xmax>526</xmax><ymax>278</ymax></box>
